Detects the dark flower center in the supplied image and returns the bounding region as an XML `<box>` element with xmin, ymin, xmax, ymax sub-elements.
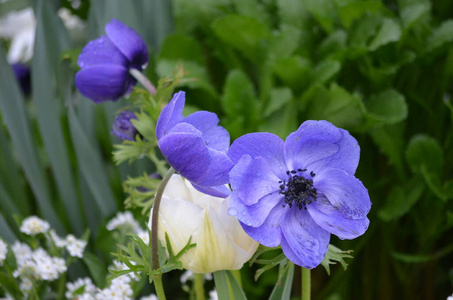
<box><xmin>279</xmin><ymin>169</ymin><xmax>317</xmax><ymax>210</ymax></box>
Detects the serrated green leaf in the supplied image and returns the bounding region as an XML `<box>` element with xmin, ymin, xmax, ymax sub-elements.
<box><xmin>338</xmin><ymin>1</ymin><xmax>384</xmax><ymax>28</ymax></box>
<box><xmin>368</xmin><ymin>18</ymin><xmax>401</xmax><ymax>51</ymax></box>
<box><xmin>364</xmin><ymin>89</ymin><xmax>408</xmax><ymax>124</ymax></box>
<box><xmin>320</xmin><ymin>244</ymin><xmax>353</xmax><ymax>275</ymax></box>
<box><xmin>406</xmin><ymin>135</ymin><xmax>443</xmax><ymax>175</ymax></box>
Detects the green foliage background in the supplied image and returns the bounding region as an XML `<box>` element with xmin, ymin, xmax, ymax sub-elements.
<box><xmin>0</xmin><ymin>0</ymin><xmax>453</xmax><ymax>299</ymax></box>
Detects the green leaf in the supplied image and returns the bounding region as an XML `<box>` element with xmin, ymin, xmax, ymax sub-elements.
<box><xmin>0</xmin><ymin>214</ymin><xmax>16</xmax><ymax>243</ymax></box>
<box><xmin>400</xmin><ymin>2</ymin><xmax>430</xmax><ymax>30</ymax></box>
<box><xmin>214</xmin><ymin>270</ymin><xmax>247</xmax><ymax>300</ymax></box>
<box><xmin>378</xmin><ymin>177</ymin><xmax>425</xmax><ymax>221</ymax></box>
<box><xmin>268</xmin><ymin>263</ymin><xmax>294</xmax><ymax>300</ymax></box>
<box><xmin>369</xmin><ymin>124</ymin><xmax>405</xmax><ymax>174</ymax></box>
<box><xmin>320</xmin><ymin>244</ymin><xmax>353</xmax><ymax>276</ymax></box>
<box><xmin>0</xmin><ymin>271</ymin><xmax>22</xmax><ymax>299</ymax></box>
<box><xmin>264</xmin><ymin>88</ymin><xmax>293</xmax><ymax>117</ymax></box>
<box><xmin>391</xmin><ymin>252</ymin><xmax>432</xmax><ymax>263</ymax></box>
<box><xmin>368</xmin><ymin>18</ymin><xmax>402</xmax><ymax>51</ymax></box>
<box><xmin>259</xmin><ymin>102</ymin><xmax>298</xmax><ymax>139</ymax></box>
<box><xmin>302</xmin><ymin>0</ymin><xmax>336</xmax><ymax>33</ymax></box>
<box><xmin>83</xmin><ymin>252</ymin><xmax>107</xmax><ymax>288</ymax></box>
<box><xmin>268</xmin><ymin>25</ymin><xmax>301</xmax><ymax>60</ymax></box>
<box><xmin>312</xmin><ymin>60</ymin><xmax>341</xmax><ymax>84</ymax></box>
<box><xmin>158</xmin><ymin>34</ymin><xmax>205</xmax><ymax>65</ymax></box>
<box><xmin>273</xmin><ymin>56</ymin><xmax>311</xmax><ymax>91</ymax></box>
<box><xmin>212</xmin><ymin>14</ymin><xmax>269</xmax><ymax>62</ymax></box>
<box><xmin>338</xmin><ymin>1</ymin><xmax>385</xmax><ymax>28</ymax></box>
<box><xmin>427</xmin><ymin>19</ymin><xmax>453</xmax><ymax>52</ymax></box>
<box><xmin>405</xmin><ymin>135</ymin><xmax>443</xmax><ymax>175</ymax></box>
<box><xmin>364</xmin><ymin>89</ymin><xmax>408</xmax><ymax>124</ymax></box>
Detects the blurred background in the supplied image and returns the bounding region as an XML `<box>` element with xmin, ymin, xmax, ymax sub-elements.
<box><xmin>0</xmin><ymin>0</ymin><xmax>452</xmax><ymax>299</ymax></box>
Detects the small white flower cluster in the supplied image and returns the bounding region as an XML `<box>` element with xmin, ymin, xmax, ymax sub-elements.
<box><xmin>12</xmin><ymin>242</ymin><xmax>66</xmax><ymax>284</ymax></box>
<box><xmin>50</xmin><ymin>230</ymin><xmax>87</xmax><ymax>258</ymax></box>
<box><xmin>20</xmin><ymin>216</ymin><xmax>50</xmax><ymax>235</ymax></box>
<box><xmin>106</xmin><ymin>211</ymin><xmax>149</xmax><ymax>245</ymax></box>
<box><xmin>180</xmin><ymin>270</ymin><xmax>213</xmax><ymax>284</ymax></box>
<box><xmin>65</xmin><ymin>277</ymin><xmax>97</xmax><ymax>299</ymax></box>
<box><xmin>0</xmin><ymin>239</ymin><xmax>7</xmax><ymax>266</ymax></box>
<box><xmin>447</xmin><ymin>294</ymin><xmax>453</xmax><ymax>300</ymax></box>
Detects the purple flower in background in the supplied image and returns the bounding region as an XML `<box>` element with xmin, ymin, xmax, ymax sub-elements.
<box><xmin>11</xmin><ymin>63</ymin><xmax>31</xmax><ymax>96</ymax></box>
<box><xmin>75</xmin><ymin>19</ymin><xmax>148</xmax><ymax>103</ymax></box>
<box><xmin>111</xmin><ymin>111</ymin><xmax>139</xmax><ymax>141</ymax></box>
<box><xmin>156</xmin><ymin>91</ymin><xmax>234</xmax><ymax>197</ymax></box>
<box><xmin>228</xmin><ymin>120</ymin><xmax>371</xmax><ymax>269</ymax></box>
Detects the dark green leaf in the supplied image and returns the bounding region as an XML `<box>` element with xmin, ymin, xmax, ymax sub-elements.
<box><xmin>406</xmin><ymin>135</ymin><xmax>443</xmax><ymax>175</ymax></box>
<box><xmin>364</xmin><ymin>89</ymin><xmax>408</xmax><ymax>124</ymax></box>
<box><xmin>268</xmin><ymin>263</ymin><xmax>294</xmax><ymax>300</ymax></box>
<box><xmin>83</xmin><ymin>252</ymin><xmax>107</xmax><ymax>288</ymax></box>
<box><xmin>427</xmin><ymin>19</ymin><xmax>453</xmax><ymax>52</ymax></box>
<box><xmin>338</xmin><ymin>1</ymin><xmax>385</xmax><ymax>28</ymax></box>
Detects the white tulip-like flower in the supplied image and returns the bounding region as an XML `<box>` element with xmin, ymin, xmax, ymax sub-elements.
<box><xmin>151</xmin><ymin>174</ymin><xmax>259</xmax><ymax>274</ymax></box>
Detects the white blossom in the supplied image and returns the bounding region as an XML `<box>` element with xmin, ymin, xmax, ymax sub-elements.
<box><xmin>50</xmin><ymin>230</ymin><xmax>67</xmax><ymax>248</ymax></box>
<box><xmin>65</xmin><ymin>234</ymin><xmax>87</xmax><ymax>258</ymax></box>
<box><xmin>209</xmin><ymin>289</ymin><xmax>218</xmax><ymax>300</ymax></box>
<box><xmin>447</xmin><ymin>294</ymin><xmax>453</xmax><ymax>300</ymax></box>
<box><xmin>106</xmin><ymin>211</ymin><xmax>141</xmax><ymax>233</ymax></box>
<box><xmin>136</xmin><ymin>228</ymin><xmax>149</xmax><ymax>245</ymax></box>
<box><xmin>20</xmin><ymin>216</ymin><xmax>50</xmax><ymax>235</ymax></box>
<box><xmin>0</xmin><ymin>239</ymin><xmax>7</xmax><ymax>265</ymax></box>
<box><xmin>95</xmin><ymin>277</ymin><xmax>133</xmax><ymax>300</ymax></box>
<box><xmin>140</xmin><ymin>295</ymin><xmax>158</xmax><ymax>300</ymax></box>
<box><xmin>13</xmin><ymin>247</ymin><xmax>66</xmax><ymax>281</ymax></box>
<box><xmin>66</xmin><ymin>277</ymin><xmax>96</xmax><ymax>299</ymax></box>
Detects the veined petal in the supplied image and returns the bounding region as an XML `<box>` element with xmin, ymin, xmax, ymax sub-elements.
<box><xmin>229</xmin><ymin>132</ymin><xmax>287</xmax><ymax>179</ymax></box>
<box><xmin>315</xmin><ymin>168</ymin><xmax>371</xmax><ymax>219</ymax></box>
<box><xmin>75</xmin><ymin>65</ymin><xmax>131</xmax><ymax>103</ymax></box>
<box><xmin>284</xmin><ymin>120</ymin><xmax>360</xmax><ymax>175</ymax></box>
<box><xmin>192</xmin><ymin>184</ymin><xmax>232</xmax><ymax>198</ymax></box>
<box><xmin>280</xmin><ymin>208</ymin><xmax>330</xmax><ymax>269</ymax></box>
<box><xmin>158</xmin><ymin>123</ymin><xmax>210</xmax><ymax>184</ymax></box>
<box><xmin>105</xmin><ymin>19</ymin><xmax>148</xmax><ymax>68</ymax></box>
<box><xmin>77</xmin><ymin>35</ymin><xmax>128</xmax><ymax>68</ymax></box>
<box><xmin>307</xmin><ymin>197</ymin><xmax>370</xmax><ymax>239</ymax></box>
<box><xmin>230</xmin><ymin>155</ymin><xmax>281</xmax><ymax>205</ymax></box>
<box><xmin>240</xmin><ymin>204</ymin><xmax>285</xmax><ymax>247</ymax></box>
<box><xmin>156</xmin><ymin>91</ymin><xmax>185</xmax><ymax>140</ymax></box>
<box><xmin>195</xmin><ymin>148</ymin><xmax>234</xmax><ymax>187</ymax></box>
<box><xmin>228</xmin><ymin>192</ymin><xmax>282</xmax><ymax>227</ymax></box>
<box><xmin>184</xmin><ymin>111</ymin><xmax>230</xmax><ymax>152</ymax></box>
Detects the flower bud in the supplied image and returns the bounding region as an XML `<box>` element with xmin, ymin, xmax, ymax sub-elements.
<box><xmin>111</xmin><ymin>111</ymin><xmax>139</xmax><ymax>141</ymax></box>
<box><xmin>151</xmin><ymin>174</ymin><xmax>258</xmax><ymax>273</ymax></box>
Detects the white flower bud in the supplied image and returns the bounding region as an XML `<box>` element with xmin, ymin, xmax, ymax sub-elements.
<box><xmin>151</xmin><ymin>175</ymin><xmax>258</xmax><ymax>273</ymax></box>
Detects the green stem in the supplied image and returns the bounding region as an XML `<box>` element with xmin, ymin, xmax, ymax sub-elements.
<box><xmin>129</xmin><ymin>68</ymin><xmax>157</xmax><ymax>95</ymax></box>
<box><xmin>230</xmin><ymin>270</ymin><xmax>242</xmax><ymax>288</ymax></box>
<box><xmin>301</xmin><ymin>267</ymin><xmax>311</xmax><ymax>300</ymax></box>
<box><xmin>194</xmin><ymin>273</ymin><xmax>206</xmax><ymax>300</ymax></box>
<box><xmin>153</xmin><ymin>274</ymin><xmax>167</xmax><ymax>300</ymax></box>
<box><xmin>151</xmin><ymin>167</ymin><xmax>175</xmax><ymax>270</ymax></box>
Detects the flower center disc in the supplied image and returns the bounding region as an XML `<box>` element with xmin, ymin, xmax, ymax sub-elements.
<box><xmin>279</xmin><ymin>170</ymin><xmax>317</xmax><ymax>210</ymax></box>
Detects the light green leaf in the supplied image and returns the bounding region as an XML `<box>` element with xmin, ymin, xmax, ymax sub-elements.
<box><xmin>268</xmin><ymin>25</ymin><xmax>301</xmax><ymax>60</ymax></box>
<box><xmin>427</xmin><ymin>19</ymin><xmax>453</xmax><ymax>52</ymax></box>
<box><xmin>312</xmin><ymin>60</ymin><xmax>341</xmax><ymax>84</ymax></box>
<box><xmin>364</xmin><ymin>89</ymin><xmax>408</xmax><ymax>124</ymax></box>
<box><xmin>405</xmin><ymin>134</ymin><xmax>443</xmax><ymax>175</ymax></box>
<box><xmin>368</xmin><ymin>18</ymin><xmax>402</xmax><ymax>51</ymax></box>
<box><xmin>273</xmin><ymin>56</ymin><xmax>311</xmax><ymax>91</ymax></box>
<box><xmin>320</xmin><ymin>244</ymin><xmax>353</xmax><ymax>275</ymax></box>
<box><xmin>303</xmin><ymin>0</ymin><xmax>336</xmax><ymax>33</ymax></box>
<box><xmin>401</xmin><ymin>3</ymin><xmax>430</xmax><ymax>30</ymax></box>
<box><xmin>214</xmin><ymin>270</ymin><xmax>247</xmax><ymax>300</ymax></box>
<box><xmin>264</xmin><ymin>88</ymin><xmax>293</xmax><ymax>117</ymax></box>
<box><xmin>338</xmin><ymin>1</ymin><xmax>384</xmax><ymax>28</ymax></box>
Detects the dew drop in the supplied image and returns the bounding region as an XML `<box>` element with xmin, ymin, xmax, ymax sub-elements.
<box><xmin>228</xmin><ymin>208</ymin><xmax>237</xmax><ymax>216</ymax></box>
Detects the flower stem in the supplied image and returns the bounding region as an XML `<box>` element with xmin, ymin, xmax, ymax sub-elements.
<box><xmin>129</xmin><ymin>68</ymin><xmax>157</xmax><ymax>95</ymax></box>
<box><xmin>194</xmin><ymin>273</ymin><xmax>206</xmax><ymax>300</ymax></box>
<box><xmin>151</xmin><ymin>167</ymin><xmax>175</xmax><ymax>270</ymax></box>
<box><xmin>301</xmin><ymin>267</ymin><xmax>311</xmax><ymax>300</ymax></box>
<box><xmin>153</xmin><ymin>273</ymin><xmax>167</xmax><ymax>300</ymax></box>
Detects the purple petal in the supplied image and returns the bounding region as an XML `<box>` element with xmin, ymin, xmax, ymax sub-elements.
<box><xmin>228</xmin><ymin>192</ymin><xmax>282</xmax><ymax>227</ymax></box>
<box><xmin>105</xmin><ymin>19</ymin><xmax>148</xmax><ymax>69</ymax></box>
<box><xmin>315</xmin><ymin>168</ymin><xmax>371</xmax><ymax>219</ymax></box>
<box><xmin>229</xmin><ymin>132</ymin><xmax>287</xmax><ymax>179</ymax></box>
<box><xmin>195</xmin><ymin>148</ymin><xmax>234</xmax><ymax>187</ymax></box>
<box><xmin>77</xmin><ymin>36</ymin><xmax>128</xmax><ymax>68</ymax></box>
<box><xmin>284</xmin><ymin>120</ymin><xmax>360</xmax><ymax>175</ymax></box>
<box><xmin>280</xmin><ymin>208</ymin><xmax>330</xmax><ymax>268</ymax></box>
<box><xmin>156</xmin><ymin>91</ymin><xmax>185</xmax><ymax>140</ymax></box>
<box><xmin>229</xmin><ymin>155</ymin><xmax>281</xmax><ymax>205</ymax></box>
<box><xmin>184</xmin><ymin>111</ymin><xmax>230</xmax><ymax>152</ymax></box>
<box><xmin>192</xmin><ymin>184</ymin><xmax>232</xmax><ymax>198</ymax></box>
<box><xmin>307</xmin><ymin>197</ymin><xmax>370</xmax><ymax>239</ymax></box>
<box><xmin>158</xmin><ymin>123</ymin><xmax>211</xmax><ymax>184</ymax></box>
<box><xmin>239</xmin><ymin>204</ymin><xmax>285</xmax><ymax>247</ymax></box>
<box><xmin>75</xmin><ymin>65</ymin><xmax>132</xmax><ymax>103</ymax></box>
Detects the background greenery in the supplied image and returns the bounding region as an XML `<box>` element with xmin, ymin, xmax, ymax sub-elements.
<box><xmin>1</xmin><ymin>0</ymin><xmax>452</xmax><ymax>299</ymax></box>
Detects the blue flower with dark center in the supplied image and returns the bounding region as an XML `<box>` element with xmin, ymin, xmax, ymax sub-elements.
<box><xmin>227</xmin><ymin>120</ymin><xmax>371</xmax><ymax>268</ymax></box>
<box><xmin>75</xmin><ymin>19</ymin><xmax>148</xmax><ymax>103</ymax></box>
<box><xmin>156</xmin><ymin>91</ymin><xmax>234</xmax><ymax>197</ymax></box>
<box><xmin>111</xmin><ymin>111</ymin><xmax>139</xmax><ymax>141</ymax></box>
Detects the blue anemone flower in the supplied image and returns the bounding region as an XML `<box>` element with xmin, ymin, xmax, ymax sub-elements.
<box><xmin>227</xmin><ymin>120</ymin><xmax>371</xmax><ymax>268</ymax></box>
<box><xmin>111</xmin><ymin>111</ymin><xmax>139</xmax><ymax>141</ymax></box>
<box><xmin>75</xmin><ymin>19</ymin><xmax>148</xmax><ymax>103</ymax></box>
<box><xmin>156</xmin><ymin>91</ymin><xmax>234</xmax><ymax>197</ymax></box>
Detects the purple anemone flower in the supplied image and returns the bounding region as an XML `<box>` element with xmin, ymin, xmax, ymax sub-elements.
<box><xmin>156</xmin><ymin>91</ymin><xmax>234</xmax><ymax>198</ymax></box>
<box><xmin>111</xmin><ymin>111</ymin><xmax>139</xmax><ymax>141</ymax></box>
<box><xmin>75</xmin><ymin>19</ymin><xmax>148</xmax><ymax>103</ymax></box>
<box><xmin>227</xmin><ymin>120</ymin><xmax>371</xmax><ymax>268</ymax></box>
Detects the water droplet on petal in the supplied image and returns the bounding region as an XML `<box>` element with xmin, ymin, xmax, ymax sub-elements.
<box><xmin>228</xmin><ymin>208</ymin><xmax>237</xmax><ymax>216</ymax></box>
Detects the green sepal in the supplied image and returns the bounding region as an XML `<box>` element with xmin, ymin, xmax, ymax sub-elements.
<box><xmin>320</xmin><ymin>244</ymin><xmax>353</xmax><ymax>276</ymax></box>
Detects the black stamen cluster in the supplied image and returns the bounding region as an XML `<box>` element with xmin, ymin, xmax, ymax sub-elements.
<box><xmin>279</xmin><ymin>169</ymin><xmax>317</xmax><ymax>210</ymax></box>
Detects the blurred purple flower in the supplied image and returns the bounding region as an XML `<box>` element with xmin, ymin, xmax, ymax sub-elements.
<box><xmin>111</xmin><ymin>111</ymin><xmax>139</xmax><ymax>141</ymax></box>
<box><xmin>228</xmin><ymin>120</ymin><xmax>371</xmax><ymax>268</ymax></box>
<box><xmin>75</xmin><ymin>19</ymin><xmax>148</xmax><ymax>103</ymax></box>
<box><xmin>156</xmin><ymin>91</ymin><xmax>234</xmax><ymax>197</ymax></box>
<box><xmin>11</xmin><ymin>63</ymin><xmax>31</xmax><ymax>96</ymax></box>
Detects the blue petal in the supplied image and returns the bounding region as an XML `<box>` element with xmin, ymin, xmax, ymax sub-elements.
<box><xmin>280</xmin><ymin>208</ymin><xmax>330</xmax><ymax>269</ymax></box>
<box><xmin>192</xmin><ymin>184</ymin><xmax>232</xmax><ymax>198</ymax></box>
<box><xmin>228</xmin><ymin>192</ymin><xmax>282</xmax><ymax>227</ymax></box>
<box><xmin>184</xmin><ymin>111</ymin><xmax>230</xmax><ymax>152</ymax></box>
<box><xmin>195</xmin><ymin>148</ymin><xmax>234</xmax><ymax>186</ymax></box>
<box><xmin>229</xmin><ymin>132</ymin><xmax>287</xmax><ymax>179</ymax></box>
<box><xmin>315</xmin><ymin>168</ymin><xmax>371</xmax><ymax>219</ymax></box>
<box><xmin>158</xmin><ymin>123</ymin><xmax>210</xmax><ymax>184</ymax></box>
<box><xmin>75</xmin><ymin>65</ymin><xmax>131</xmax><ymax>103</ymax></box>
<box><xmin>229</xmin><ymin>155</ymin><xmax>281</xmax><ymax>205</ymax></box>
<box><xmin>307</xmin><ymin>197</ymin><xmax>370</xmax><ymax>239</ymax></box>
<box><xmin>105</xmin><ymin>19</ymin><xmax>148</xmax><ymax>69</ymax></box>
<box><xmin>239</xmin><ymin>204</ymin><xmax>285</xmax><ymax>247</ymax></box>
<box><xmin>156</xmin><ymin>91</ymin><xmax>185</xmax><ymax>140</ymax></box>
<box><xmin>284</xmin><ymin>120</ymin><xmax>360</xmax><ymax>175</ymax></box>
<box><xmin>77</xmin><ymin>36</ymin><xmax>128</xmax><ymax>69</ymax></box>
